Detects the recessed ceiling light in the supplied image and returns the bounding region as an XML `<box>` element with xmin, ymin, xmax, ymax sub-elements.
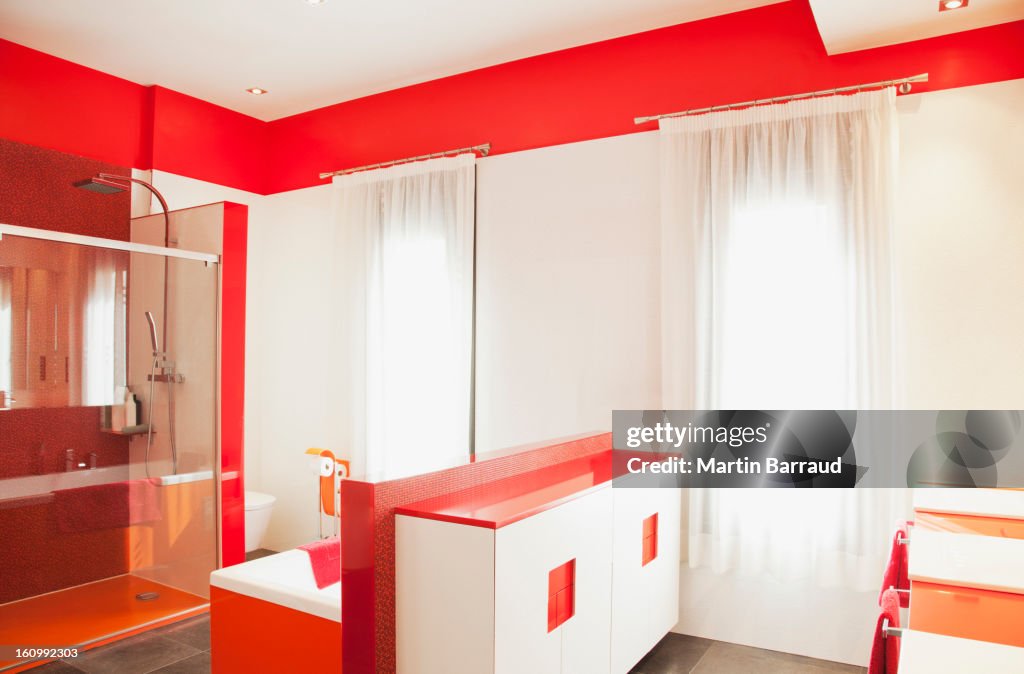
<box><xmin>246</xmin><ymin>87</ymin><xmax>268</xmax><ymax>95</ymax></box>
<box><xmin>305</xmin><ymin>0</ymin><xmax>327</xmax><ymax>5</ymax></box>
<box><xmin>939</xmin><ymin>0</ymin><xmax>967</xmax><ymax>11</ymax></box>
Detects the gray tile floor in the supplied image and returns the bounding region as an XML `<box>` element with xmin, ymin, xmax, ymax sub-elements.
<box><xmin>243</xmin><ymin>548</ymin><xmax>278</xmax><ymax>562</ymax></box>
<box><xmin>35</xmin><ymin>550</ymin><xmax>867</xmax><ymax>674</ymax></box>
<box><xmin>39</xmin><ymin>625</ymin><xmax>866</xmax><ymax>674</ymax></box>
<box><xmin>35</xmin><ymin>615</ymin><xmax>210</xmax><ymax>674</ymax></box>
<box><xmin>629</xmin><ymin>634</ymin><xmax>867</xmax><ymax>674</ymax></box>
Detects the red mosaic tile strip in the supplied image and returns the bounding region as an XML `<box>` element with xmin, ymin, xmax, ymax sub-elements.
<box><xmin>340</xmin><ymin>432</ymin><xmax>612</xmax><ymax>673</ymax></box>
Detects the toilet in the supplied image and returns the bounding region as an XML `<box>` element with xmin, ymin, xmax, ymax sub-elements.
<box><xmin>244</xmin><ymin>491</ymin><xmax>277</xmax><ymax>553</ymax></box>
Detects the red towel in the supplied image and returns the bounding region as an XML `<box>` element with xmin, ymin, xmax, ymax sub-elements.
<box><xmin>299</xmin><ymin>536</ymin><xmax>340</xmax><ymax>589</ymax></box>
<box><xmin>879</xmin><ymin>521</ymin><xmax>910</xmax><ymax>609</ymax></box>
<box><xmin>868</xmin><ymin>589</ymin><xmax>901</xmax><ymax>674</ymax></box>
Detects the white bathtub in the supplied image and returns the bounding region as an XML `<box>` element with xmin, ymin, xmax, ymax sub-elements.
<box><xmin>0</xmin><ymin>466</ymin><xmax>231</xmax><ymax>509</ymax></box>
<box><xmin>209</xmin><ymin>549</ymin><xmax>341</xmax><ymax>622</ymax></box>
<box><xmin>0</xmin><ymin>465</ymin><xmax>130</xmax><ymax>508</ymax></box>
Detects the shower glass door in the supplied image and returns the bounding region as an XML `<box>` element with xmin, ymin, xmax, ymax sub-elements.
<box><xmin>0</xmin><ymin>226</ymin><xmax>220</xmax><ymax>671</ymax></box>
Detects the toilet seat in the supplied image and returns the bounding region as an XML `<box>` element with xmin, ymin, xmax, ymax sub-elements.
<box><xmin>245</xmin><ymin>491</ymin><xmax>276</xmax><ymax>511</ymax></box>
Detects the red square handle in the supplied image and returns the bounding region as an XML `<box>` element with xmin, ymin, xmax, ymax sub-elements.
<box><xmin>642</xmin><ymin>513</ymin><xmax>658</xmax><ymax>566</ymax></box>
<box><xmin>547</xmin><ymin>559</ymin><xmax>576</xmax><ymax>632</ymax></box>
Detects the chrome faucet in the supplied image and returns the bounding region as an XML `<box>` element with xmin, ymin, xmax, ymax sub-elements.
<box><xmin>65</xmin><ymin>448</ymin><xmax>75</xmax><ymax>472</ymax></box>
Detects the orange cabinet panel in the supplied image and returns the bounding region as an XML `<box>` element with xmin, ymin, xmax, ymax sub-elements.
<box><xmin>210</xmin><ymin>586</ymin><xmax>341</xmax><ymax>673</ymax></box>
<box><xmin>910</xmin><ymin>581</ymin><xmax>1024</xmax><ymax>648</ymax></box>
<box><xmin>915</xmin><ymin>511</ymin><xmax>1024</xmax><ymax>540</ymax></box>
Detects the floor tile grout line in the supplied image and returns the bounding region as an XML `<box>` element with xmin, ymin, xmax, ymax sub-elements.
<box><xmin>141</xmin><ymin>648</ymin><xmax>205</xmax><ymax>674</ymax></box>
<box><xmin>687</xmin><ymin>640</ymin><xmax>715</xmax><ymax>673</ymax></box>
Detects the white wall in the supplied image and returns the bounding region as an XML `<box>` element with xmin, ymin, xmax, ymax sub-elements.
<box><xmin>895</xmin><ymin>79</ymin><xmax>1024</xmax><ymax>409</ymax></box>
<box><xmin>144</xmin><ymin>79</ymin><xmax>1024</xmax><ymax>663</ymax></box>
<box><xmin>474</xmin><ymin>133</ymin><xmax>663</xmax><ymax>453</ymax></box>
<box><xmin>240</xmin><ymin>184</ymin><xmax>341</xmax><ymax>550</ymax></box>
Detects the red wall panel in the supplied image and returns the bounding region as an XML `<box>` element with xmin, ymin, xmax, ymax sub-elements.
<box><xmin>0</xmin><ymin>40</ymin><xmax>149</xmax><ymax>169</ymax></box>
<box><xmin>219</xmin><ymin>202</ymin><xmax>248</xmax><ymax>567</ymax></box>
<box><xmin>150</xmin><ymin>87</ymin><xmax>268</xmax><ymax>195</ymax></box>
<box><xmin>263</xmin><ymin>2</ymin><xmax>1024</xmax><ymax>193</ymax></box>
<box><xmin>2</xmin><ymin>3</ymin><xmax>1022</xmax><ymax>196</ymax></box>
<box><xmin>0</xmin><ymin>41</ymin><xmax>267</xmax><ymax>194</ymax></box>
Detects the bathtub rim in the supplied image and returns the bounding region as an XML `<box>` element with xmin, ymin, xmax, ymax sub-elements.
<box><xmin>210</xmin><ymin>550</ymin><xmax>340</xmax><ymax>623</ymax></box>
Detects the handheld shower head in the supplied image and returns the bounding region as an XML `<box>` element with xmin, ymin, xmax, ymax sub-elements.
<box><xmin>144</xmin><ymin>311</ymin><xmax>160</xmax><ymax>355</ymax></box>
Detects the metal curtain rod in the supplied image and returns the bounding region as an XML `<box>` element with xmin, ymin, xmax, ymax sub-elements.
<box><xmin>319</xmin><ymin>143</ymin><xmax>491</xmax><ymax>179</ymax></box>
<box><xmin>633</xmin><ymin>73</ymin><xmax>929</xmax><ymax>125</ymax></box>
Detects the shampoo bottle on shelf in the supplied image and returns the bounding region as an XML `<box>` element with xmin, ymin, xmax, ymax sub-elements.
<box><xmin>124</xmin><ymin>388</ymin><xmax>137</xmax><ymax>428</ymax></box>
<box><xmin>132</xmin><ymin>393</ymin><xmax>142</xmax><ymax>428</ymax></box>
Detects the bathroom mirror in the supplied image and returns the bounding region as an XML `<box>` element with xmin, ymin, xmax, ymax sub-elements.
<box><xmin>0</xmin><ymin>235</ymin><xmax>128</xmax><ymax>409</ymax></box>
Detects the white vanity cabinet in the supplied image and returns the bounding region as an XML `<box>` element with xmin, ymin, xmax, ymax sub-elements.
<box><xmin>396</xmin><ymin>470</ymin><xmax>681</xmax><ymax>674</ymax></box>
<box><xmin>493</xmin><ymin>487</ymin><xmax>613</xmax><ymax>674</ymax></box>
<box><xmin>610</xmin><ymin>487</ymin><xmax>681</xmax><ymax>673</ymax></box>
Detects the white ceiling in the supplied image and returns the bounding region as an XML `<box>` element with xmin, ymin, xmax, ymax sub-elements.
<box><xmin>809</xmin><ymin>0</ymin><xmax>1024</xmax><ymax>55</ymax></box>
<box><xmin>0</xmin><ymin>0</ymin><xmax>783</xmax><ymax>121</ymax></box>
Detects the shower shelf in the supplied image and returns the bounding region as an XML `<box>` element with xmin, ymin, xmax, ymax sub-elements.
<box><xmin>100</xmin><ymin>425</ymin><xmax>153</xmax><ymax>436</ymax></box>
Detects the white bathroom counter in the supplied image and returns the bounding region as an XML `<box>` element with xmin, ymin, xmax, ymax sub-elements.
<box><xmin>909</xmin><ymin>529</ymin><xmax>1024</xmax><ymax>595</ymax></box>
<box><xmin>914</xmin><ymin>488</ymin><xmax>1024</xmax><ymax>520</ymax></box>
<box><xmin>898</xmin><ymin>630</ymin><xmax>1024</xmax><ymax>674</ymax></box>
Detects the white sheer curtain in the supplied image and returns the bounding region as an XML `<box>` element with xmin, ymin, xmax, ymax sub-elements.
<box><xmin>0</xmin><ymin>267</ymin><xmax>11</xmax><ymax>401</ymax></box>
<box><xmin>660</xmin><ymin>88</ymin><xmax>910</xmax><ymax>591</ymax></box>
<box><xmin>333</xmin><ymin>154</ymin><xmax>475</xmax><ymax>479</ymax></box>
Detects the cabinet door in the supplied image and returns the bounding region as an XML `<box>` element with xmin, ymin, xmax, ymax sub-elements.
<box><xmin>611</xmin><ymin>487</ymin><xmax>681</xmax><ymax>673</ymax></box>
<box><xmin>396</xmin><ymin>516</ymin><xmax>496</xmax><ymax>674</ymax></box>
<box><xmin>495</xmin><ymin>487</ymin><xmax>613</xmax><ymax>674</ymax></box>
<box><xmin>645</xmin><ymin>489</ymin><xmax>681</xmax><ymax>638</ymax></box>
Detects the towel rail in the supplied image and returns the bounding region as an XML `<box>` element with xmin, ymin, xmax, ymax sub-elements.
<box><xmin>882</xmin><ymin>618</ymin><xmax>904</xmax><ymax>639</ymax></box>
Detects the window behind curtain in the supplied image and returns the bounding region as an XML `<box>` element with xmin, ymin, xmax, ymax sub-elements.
<box><xmin>660</xmin><ymin>89</ymin><xmax>909</xmax><ymax>591</ymax></box>
<box><xmin>334</xmin><ymin>154</ymin><xmax>476</xmax><ymax>480</ymax></box>
<box><xmin>719</xmin><ymin>199</ymin><xmax>849</xmax><ymax>409</ymax></box>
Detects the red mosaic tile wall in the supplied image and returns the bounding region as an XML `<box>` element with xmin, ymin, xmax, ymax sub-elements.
<box><xmin>0</xmin><ymin>137</ymin><xmax>132</xmax><ymax>479</ymax></box>
<box><xmin>340</xmin><ymin>433</ymin><xmax>613</xmax><ymax>673</ymax></box>
<box><xmin>0</xmin><ymin>137</ymin><xmax>133</xmax><ymax>599</ymax></box>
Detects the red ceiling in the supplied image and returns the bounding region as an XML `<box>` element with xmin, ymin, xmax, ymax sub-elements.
<box><xmin>1</xmin><ymin>0</ymin><xmax>1022</xmax><ymax>196</ymax></box>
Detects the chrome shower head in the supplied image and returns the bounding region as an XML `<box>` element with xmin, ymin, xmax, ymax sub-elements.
<box><xmin>73</xmin><ymin>175</ymin><xmax>129</xmax><ymax>194</ymax></box>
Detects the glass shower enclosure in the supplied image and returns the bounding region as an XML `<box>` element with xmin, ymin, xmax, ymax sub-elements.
<box><xmin>0</xmin><ymin>223</ymin><xmax>220</xmax><ymax>671</ymax></box>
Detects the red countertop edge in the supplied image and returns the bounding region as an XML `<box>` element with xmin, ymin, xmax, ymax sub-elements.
<box><xmin>394</xmin><ymin>450</ymin><xmax>615</xmax><ymax>529</ymax></box>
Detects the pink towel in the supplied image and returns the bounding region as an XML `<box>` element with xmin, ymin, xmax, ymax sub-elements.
<box><xmin>868</xmin><ymin>589</ymin><xmax>901</xmax><ymax>674</ymax></box>
<box><xmin>54</xmin><ymin>479</ymin><xmax>162</xmax><ymax>533</ymax></box>
<box><xmin>879</xmin><ymin>521</ymin><xmax>910</xmax><ymax>609</ymax></box>
<box><xmin>128</xmin><ymin>478</ymin><xmax>163</xmax><ymax>524</ymax></box>
<box><xmin>299</xmin><ymin>536</ymin><xmax>340</xmax><ymax>589</ymax></box>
